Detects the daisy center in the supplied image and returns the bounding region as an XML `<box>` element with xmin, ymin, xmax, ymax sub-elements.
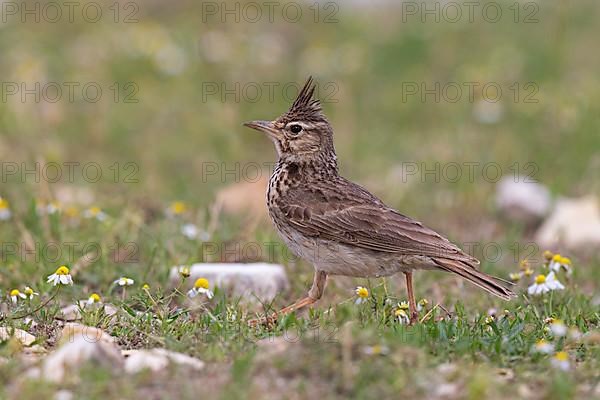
<box><xmin>90</xmin><ymin>293</ymin><xmax>101</xmax><ymax>302</ymax></box>
<box><xmin>395</xmin><ymin>309</ymin><xmax>407</xmax><ymax>317</ymax></box>
<box><xmin>88</xmin><ymin>206</ymin><xmax>101</xmax><ymax>216</ymax></box>
<box><xmin>170</xmin><ymin>201</ymin><xmax>187</xmax><ymax>214</ymax></box>
<box><xmin>194</xmin><ymin>278</ymin><xmax>209</xmax><ymax>289</ymax></box>
<box><xmin>56</xmin><ymin>266</ymin><xmax>70</xmax><ymax>275</ymax></box>
<box><xmin>554</xmin><ymin>351</ymin><xmax>568</xmax><ymax>361</ymax></box>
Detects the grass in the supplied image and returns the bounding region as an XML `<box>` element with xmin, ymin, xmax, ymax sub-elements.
<box><xmin>1</xmin><ymin>0</ymin><xmax>600</xmax><ymax>398</ymax></box>
<box><xmin>0</xmin><ymin>210</ymin><xmax>598</xmax><ymax>399</ymax></box>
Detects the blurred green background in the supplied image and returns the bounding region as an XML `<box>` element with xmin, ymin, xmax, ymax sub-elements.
<box><xmin>0</xmin><ymin>1</ymin><xmax>600</xmax><ymax>194</ymax></box>
<box><xmin>1</xmin><ymin>0</ymin><xmax>598</xmax><ymax>210</ymax></box>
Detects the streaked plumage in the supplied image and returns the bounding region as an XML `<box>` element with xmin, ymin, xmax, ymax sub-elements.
<box><xmin>244</xmin><ymin>77</ymin><xmax>515</xmax><ymax>324</ymax></box>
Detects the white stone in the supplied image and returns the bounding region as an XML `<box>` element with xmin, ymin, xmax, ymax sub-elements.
<box><xmin>27</xmin><ymin>324</ymin><xmax>122</xmax><ymax>382</ymax></box>
<box><xmin>535</xmin><ymin>196</ymin><xmax>600</xmax><ymax>250</ymax></box>
<box><xmin>54</xmin><ymin>390</ymin><xmax>74</xmax><ymax>400</ymax></box>
<box><xmin>59</xmin><ymin>323</ymin><xmax>117</xmax><ymax>344</ymax></box>
<box><xmin>435</xmin><ymin>383</ymin><xmax>459</xmax><ymax>397</ymax></box>
<box><xmin>170</xmin><ymin>263</ymin><xmax>288</xmax><ymax>302</ymax></box>
<box><xmin>123</xmin><ymin>348</ymin><xmax>205</xmax><ymax>374</ymax></box>
<box><xmin>0</xmin><ymin>327</ymin><xmax>36</xmax><ymax>346</ymax></box>
<box><xmin>495</xmin><ymin>176</ymin><xmax>552</xmax><ymax>222</ymax></box>
<box><xmin>0</xmin><ymin>327</ymin><xmax>47</xmax><ymax>363</ymax></box>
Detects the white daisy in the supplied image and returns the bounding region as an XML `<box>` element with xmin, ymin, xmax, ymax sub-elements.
<box><xmin>549</xmin><ymin>254</ymin><xmax>572</xmax><ymax>274</ymax></box>
<box><xmin>115</xmin><ymin>277</ymin><xmax>134</xmax><ymax>286</ymax></box>
<box><xmin>46</xmin><ymin>201</ymin><xmax>62</xmax><ymax>215</ymax></box>
<box><xmin>551</xmin><ymin>351</ymin><xmax>570</xmax><ymax>371</ymax></box>
<box><xmin>181</xmin><ymin>223</ymin><xmax>199</xmax><ymax>239</ymax></box>
<box><xmin>23</xmin><ymin>286</ymin><xmax>39</xmax><ymax>299</ymax></box>
<box><xmin>397</xmin><ymin>301</ymin><xmax>409</xmax><ymax>311</ymax></box>
<box><xmin>0</xmin><ymin>197</ymin><xmax>11</xmax><ymax>220</ymax></box>
<box><xmin>533</xmin><ymin>339</ymin><xmax>554</xmax><ymax>354</ymax></box>
<box><xmin>47</xmin><ymin>265</ymin><xmax>74</xmax><ymax>286</ymax></box>
<box><xmin>187</xmin><ymin>278</ymin><xmax>214</xmax><ymax>299</ymax></box>
<box><xmin>549</xmin><ymin>320</ymin><xmax>567</xmax><ymax>337</ymax></box>
<box><xmin>354</xmin><ymin>286</ymin><xmax>369</xmax><ymax>304</ymax></box>
<box><xmin>509</xmin><ymin>272</ymin><xmax>522</xmax><ymax>282</ymax></box>
<box><xmin>527</xmin><ymin>272</ymin><xmax>564</xmax><ymax>295</ymax></box>
<box><xmin>179</xmin><ymin>266</ymin><xmax>191</xmax><ymax>278</ymax></box>
<box><xmin>362</xmin><ymin>344</ymin><xmax>390</xmax><ymax>356</ymax></box>
<box><xmin>545</xmin><ymin>272</ymin><xmax>566</xmax><ymax>290</ymax></box>
<box><xmin>37</xmin><ymin>200</ymin><xmax>62</xmax><ymax>215</ymax></box>
<box><xmin>10</xmin><ymin>289</ymin><xmax>26</xmax><ymax>304</ymax></box>
<box><xmin>395</xmin><ymin>308</ymin><xmax>410</xmax><ymax>324</ymax></box>
<box><xmin>83</xmin><ymin>206</ymin><xmax>107</xmax><ymax>221</ymax></box>
<box><xmin>87</xmin><ymin>293</ymin><xmax>102</xmax><ymax>305</ymax></box>
<box><xmin>166</xmin><ymin>201</ymin><xmax>187</xmax><ymax>217</ymax></box>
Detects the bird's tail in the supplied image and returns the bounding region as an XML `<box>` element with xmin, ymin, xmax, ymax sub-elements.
<box><xmin>433</xmin><ymin>258</ymin><xmax>516</xmax><ymax>301</ymax></box>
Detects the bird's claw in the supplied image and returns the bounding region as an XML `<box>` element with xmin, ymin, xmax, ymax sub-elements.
<box><xmin>248</xmin><ymin>314</ymin><xmax>278</xmax><ymax>328</ymax></box>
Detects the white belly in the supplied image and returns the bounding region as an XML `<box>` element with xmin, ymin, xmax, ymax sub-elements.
<box><xmin>275</xmin><ymin>224</ymin><xmax>436</xmax><ymax>278</ymax></box>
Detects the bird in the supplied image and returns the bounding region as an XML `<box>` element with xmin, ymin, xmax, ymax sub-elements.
<box><xmin>243</xmin><ymin>77</ymin><xmax>515</xmax><ymax>325</ymax></box>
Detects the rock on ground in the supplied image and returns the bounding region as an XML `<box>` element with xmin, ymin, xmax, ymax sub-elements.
<box><xmin>27</xmin><ymin>324</ymin><xmax>122</xmax><ymax>382</ymax></box>
<box><xmin>59</xmin><ymin>323</ymin><xmax>117</xmax><ymax>344</ymax></box>
<box><xmin>495</xmin><ymin>176</ymin><xmax>552</xmax><ymax>223</ymax></box>
<box><xmin>0</xmin><ymin>327</ymin><xmax>47</xmax><ymax>364</ymax></box>
<box><xmin>170</xmin><ymin>263</ymin><xmax>289</xmax><ymax>302</ymax></box>
<box><xmin>122</xmin><ymin>348</ymin><xmax>205</xmax><ymax>373</ymax></box>
<box><xmin>535</xmin><ymin>196</ymin><xmax>600</xmax><ymax>250</ymax></box>
<box><xmin>0</xmin><ymin>327</ymin><xmax>37</xmax><ymax>346</ymax></box>
<box><xmin>24</xmin><ymin>323</ymin><xmax>206</xmax><ymax>382</ymax></box>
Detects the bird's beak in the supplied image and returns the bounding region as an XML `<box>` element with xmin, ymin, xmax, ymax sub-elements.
<box><xmin>243</xmin><ymin>120</ymin><xmax>280</xmax><ymax>138</ymax></box>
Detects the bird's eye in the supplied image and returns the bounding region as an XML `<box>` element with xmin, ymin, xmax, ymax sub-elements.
<box><xmin>289</xmin><ymin>124</ymin><xmax>303</xmax><ymax>134</ymax></box>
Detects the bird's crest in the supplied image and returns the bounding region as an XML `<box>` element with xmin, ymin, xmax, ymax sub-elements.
<box><xmin>280</xmin><ymin>76</ymin><xmax>325</xmax><ymax>123</ymax></box>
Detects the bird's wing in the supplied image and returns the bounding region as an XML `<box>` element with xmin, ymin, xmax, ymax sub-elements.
<box><xmin>278</xmin><ymin>179</ymin><xmax>479</xmax><ymax>266</ymax></box>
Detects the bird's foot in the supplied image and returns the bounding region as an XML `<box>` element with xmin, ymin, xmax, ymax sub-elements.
<box><xmin>248</xmin><ymin>314</ymin><xmax>278</xmax><ymax>328</ymax></box>
<box><xmin>409</xmin><ymin>311</ymin><xmax>419</xmax><ymax>325</ymax></box>
<box><xmin>247</xmin><ymin>296</ymin><xmax>317</xmax><ymax>327</ymax></box>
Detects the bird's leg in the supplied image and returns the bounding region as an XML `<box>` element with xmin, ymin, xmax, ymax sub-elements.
<box><xmin>279</xmin><ymin>270</ymin><xmax>327</xmax><ymax>314</ymax></box>
<box><xmin>249</xmin><ymin>271</ymin><xmax>327</xmax><ymax>327</ymax></box>
<box><xmin>404</xmin><ymin>271</ymin><xmax>419</xmax><ymax>324</ymax></box>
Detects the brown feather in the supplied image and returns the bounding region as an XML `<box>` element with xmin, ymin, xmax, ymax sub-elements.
<box><xmin>279</xmin><ymin>76</ymin><xmax>325</xmax><ymax>124</ymax></box>
<box><xmin>433</xmin><ymin>258</ymin><xmax>516</xmax><ymax>300</ymax></box>
<box><xmin>277</xmin><ymin>176</ymin><xmax>479</xmax><ymax>265</ymax></box>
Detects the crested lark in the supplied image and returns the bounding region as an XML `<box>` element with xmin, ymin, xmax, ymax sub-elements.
<box><xmin>244</xmin><ymin>77</ymin><xmax>515</xmax><ymax>325</ymax></box>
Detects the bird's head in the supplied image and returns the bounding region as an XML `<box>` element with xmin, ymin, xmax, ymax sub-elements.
<box><xmin>244</xmin><ymin>77</ymin><xmax>336</xmax><ymax>165</ymax></box>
